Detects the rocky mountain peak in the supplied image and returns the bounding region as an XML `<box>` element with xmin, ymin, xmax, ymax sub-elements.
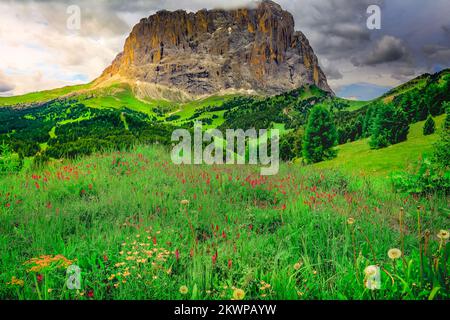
<box><xmin>98</xmin><ymin>0</ymin><xmax>332</xmax><ymax>101</ymax></box>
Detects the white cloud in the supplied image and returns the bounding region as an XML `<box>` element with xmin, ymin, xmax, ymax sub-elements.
<box><xmin>0</xmin><ymin>1</ymin><xmax>126</xmax><ymax>95</ymax></box>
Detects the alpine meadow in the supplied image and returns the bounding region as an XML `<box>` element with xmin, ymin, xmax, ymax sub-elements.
<box><xmin>0</xmin><ymin>0</ymin><xmax>448</xmax><ymax>302</ymax></box>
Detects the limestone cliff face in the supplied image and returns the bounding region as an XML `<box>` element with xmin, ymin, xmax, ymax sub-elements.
<box><xmin>98</xmin><ymin>0</ymin><xmax>332</xmax><ymax>100</ymax></box>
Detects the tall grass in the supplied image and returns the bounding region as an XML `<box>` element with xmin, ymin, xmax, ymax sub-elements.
<box><xmin>0</xmin><ymin>145</ymin><xmax>448</xmax><ymax>300</ymax></box>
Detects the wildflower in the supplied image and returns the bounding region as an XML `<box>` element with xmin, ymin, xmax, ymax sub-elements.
<box><xmin>7</xmin><ymin>276</ymin><xmax>24</xmax><ymax>287</ymax></box>
<box><xmin>260</xmin><ymin>282</ymin><xmax>271</xmax><ymax>291</ymax></box>
<box><xmin>179</xmin><ymin>285</ymin><xmax>189</xmax><ymax>295</ymax></box>
<box><xmin>228</xmin><ymin>259</ymin><xmax>232</xmax><ymax>269</ymax></box>
<box><xmin>25</xmin><ymin>255</ymin><xmax>74</xmax><ymax>273</ymax></box>
<box><xmin>47</xmin><ymin>288</ymin><xmax>53</xmax><ymax>294</ymax></box>
<box><xmin>233</xmin><ymin>288</ymin><xmax>245</xmax><ymax>300</ymax></box>
<box><xmin>293</xmin><ymin>262</ymin><xmax>302</xmax><ymax>271</ymax></box>
<box><xmin>388</xmin><ymin>248</ymin><xmax>402</xmax><ymax>260</ymax></box>
<box><xmin>347</xmin><ymin>218</ymin><xmax>355</xmax><ymax>225</ymax></box>
<box><xmin>87</xmin><ymin>290</ymin><xmax>94</xmax><ymax>298</ymax></box>
<box><xmin>437</xmin><ymin>230</ymin><xmax>449</xmax><ymax>240</ymax></box>
<box><xmin>37</xmin><ymin>274</ymin><xmax>43</xmax><ymax>282</ymax></box>
<box><xmin>180</xmin><ymin>200</ymin><xmax>190</xmax><ymax>206</ymax></box>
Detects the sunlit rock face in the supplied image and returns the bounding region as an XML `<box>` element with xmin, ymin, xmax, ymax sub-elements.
<box><xmin>98</xmin><ymin>0</ymin><xmax>332</xmax><ymax>100</ymax></box>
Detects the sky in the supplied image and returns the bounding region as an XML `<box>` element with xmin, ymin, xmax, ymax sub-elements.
<box><xmin>0</xmin><ymin>0</ymin><xmax>449</xmax><ymax>100</ymax></box>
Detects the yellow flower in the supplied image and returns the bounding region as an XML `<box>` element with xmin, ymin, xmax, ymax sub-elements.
<box><xmin>24</xmin><ymin>255</ymin><xmax>74</xmax><ymax>273</ymax></box>
<box><xmin>293</xmin><ymin>262</ymin><xmax>302</xmax><ymax>271</ymax></box>
<box><xmin>233</xmin><ymin>288</ymin><xmax>245</xmax><ymax>300</ymax></box>
<box><xmin>7</xmin><ymin>276</ymin><xmax>24</xmax><ymax>287</ymax></box>
<box><xmin>179</xmin><ymin>285</ymin><xmax>189</xmax><ymax>295</ymax></box>
<box><xmin>388</xmin><ymin>248</ymin><xmax>402</xmax><ymax>260</ymax></box>
<box><xmin>180</xmin><ymin>200</ymin><xmax>190</xmax><ymax>205</ymax></box>
<box><xmin>437</xmin><ymin>230</ymin><xmax>449</xmax><ymax>240</ymax></box>
<box><xmin>122</xmin><ymin>271</ymin><xmax>131</xmax><ymax>277</ymax></box>
<box><xmin>347</xmin><ymin>218</ymin><xmax>355</xmax><ymax>225</ymax></box>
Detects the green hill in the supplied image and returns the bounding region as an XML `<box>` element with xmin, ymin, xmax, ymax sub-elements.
<box><xmin>314</xmin><ymin>114</ymin><xmax>446</xmax><ymax>176</ymax></box>
<box><xmin>0</xmin><ymin>69</ymin><xmax>448</xmax><ymax>175</ymax></box>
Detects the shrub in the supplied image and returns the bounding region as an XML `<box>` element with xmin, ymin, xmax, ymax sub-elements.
<box><xmin>391</xmin><ymin>157</ymin><xmax>450</xmax><ymax>195</ymax></box>
<box><xmin>0</xmin><ymin>142</ymin><xmax>22</xmax><ymax>174</ymax></box>
<box><xmin>423</xmin><ymin>115</ymin><xmax>436</xmax><ymax>136</ymax></box>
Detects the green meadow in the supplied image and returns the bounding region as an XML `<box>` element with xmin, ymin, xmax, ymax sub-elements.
<box><xmin>315</xmin><ymin>115</ymin><xmax>446</xmax><ymax>175</ymax></box>
<box><xmin>0</xmin><ymin>140</ymin><xmax>448</xmax><ymax>300</ymax></box>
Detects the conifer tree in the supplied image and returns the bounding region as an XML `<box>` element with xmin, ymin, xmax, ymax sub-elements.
<box><xmin>303</xmin><ymin>106</ymin><xmax>337</xmax><ymax>163</ymax></box>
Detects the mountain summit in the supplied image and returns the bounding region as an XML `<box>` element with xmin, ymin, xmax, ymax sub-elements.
<box><xmin>97</xmin><ymin>0</ymin><xmax>332</xmax><ymax>101</ymax></box>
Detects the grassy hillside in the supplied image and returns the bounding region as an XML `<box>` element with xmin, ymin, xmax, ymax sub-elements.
<box><xmin>0</xmin><ymin>69</ymin><xmax>448</xmax><ymax>173</ymax></box>
<box><xmin>0</xmin><ymin>84</ymin><xmax>92</xmax><ymax>107</ymax></box>
<box><xmin>314</xmin><ymin>115</ymin><xmax>446</xmax><ymax>176</ymax></box>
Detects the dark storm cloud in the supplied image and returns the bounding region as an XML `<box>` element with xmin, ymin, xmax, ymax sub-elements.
<box><xmin>284</xmin><ymin>0</ymin><xmax>383</xmax><ymax>58</ymax></box>
<box><xmin>443</xmin><ymin>25</ymin><xmax>450</xmax><ymax>35</ymax></box>
<box><xmin>353</xmin><ymin>36</ymin><xmax>409</xmax><ymax>66</ymax></box>
<box><xmin>423</xmin><ymin>45</ymin><xmax>450</xmax><ymax>66</ymax></box>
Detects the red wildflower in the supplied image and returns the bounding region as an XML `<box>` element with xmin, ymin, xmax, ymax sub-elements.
<box><xmin>228</xmin><ymin>259</ymin><xmax>232</xmax><ymax>269</ymax></box>
<box><xmin>37</xmin><ymin>274</ymin><xmax>43</xmax><ymax>283</ymax></box>
<box><xmin>175</xmin><ymin>249</ymin><xmax>180</xmax><ymax>261</ymax></box>
<box><xmin>212</xmin><ymin>251</ymin><xmax>218</xmax><ymax>265</ymax></box>
<box><xmin>87</xmin><ymin>290</ymin><xmax>94</xmax><ymax>298</ymax></box>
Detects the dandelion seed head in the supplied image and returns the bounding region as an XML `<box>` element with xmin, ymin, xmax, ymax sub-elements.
<box><xmin>388</xmin><ymin>248</ymin><xmax>402</xmax><ymax>260</ymax></box>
